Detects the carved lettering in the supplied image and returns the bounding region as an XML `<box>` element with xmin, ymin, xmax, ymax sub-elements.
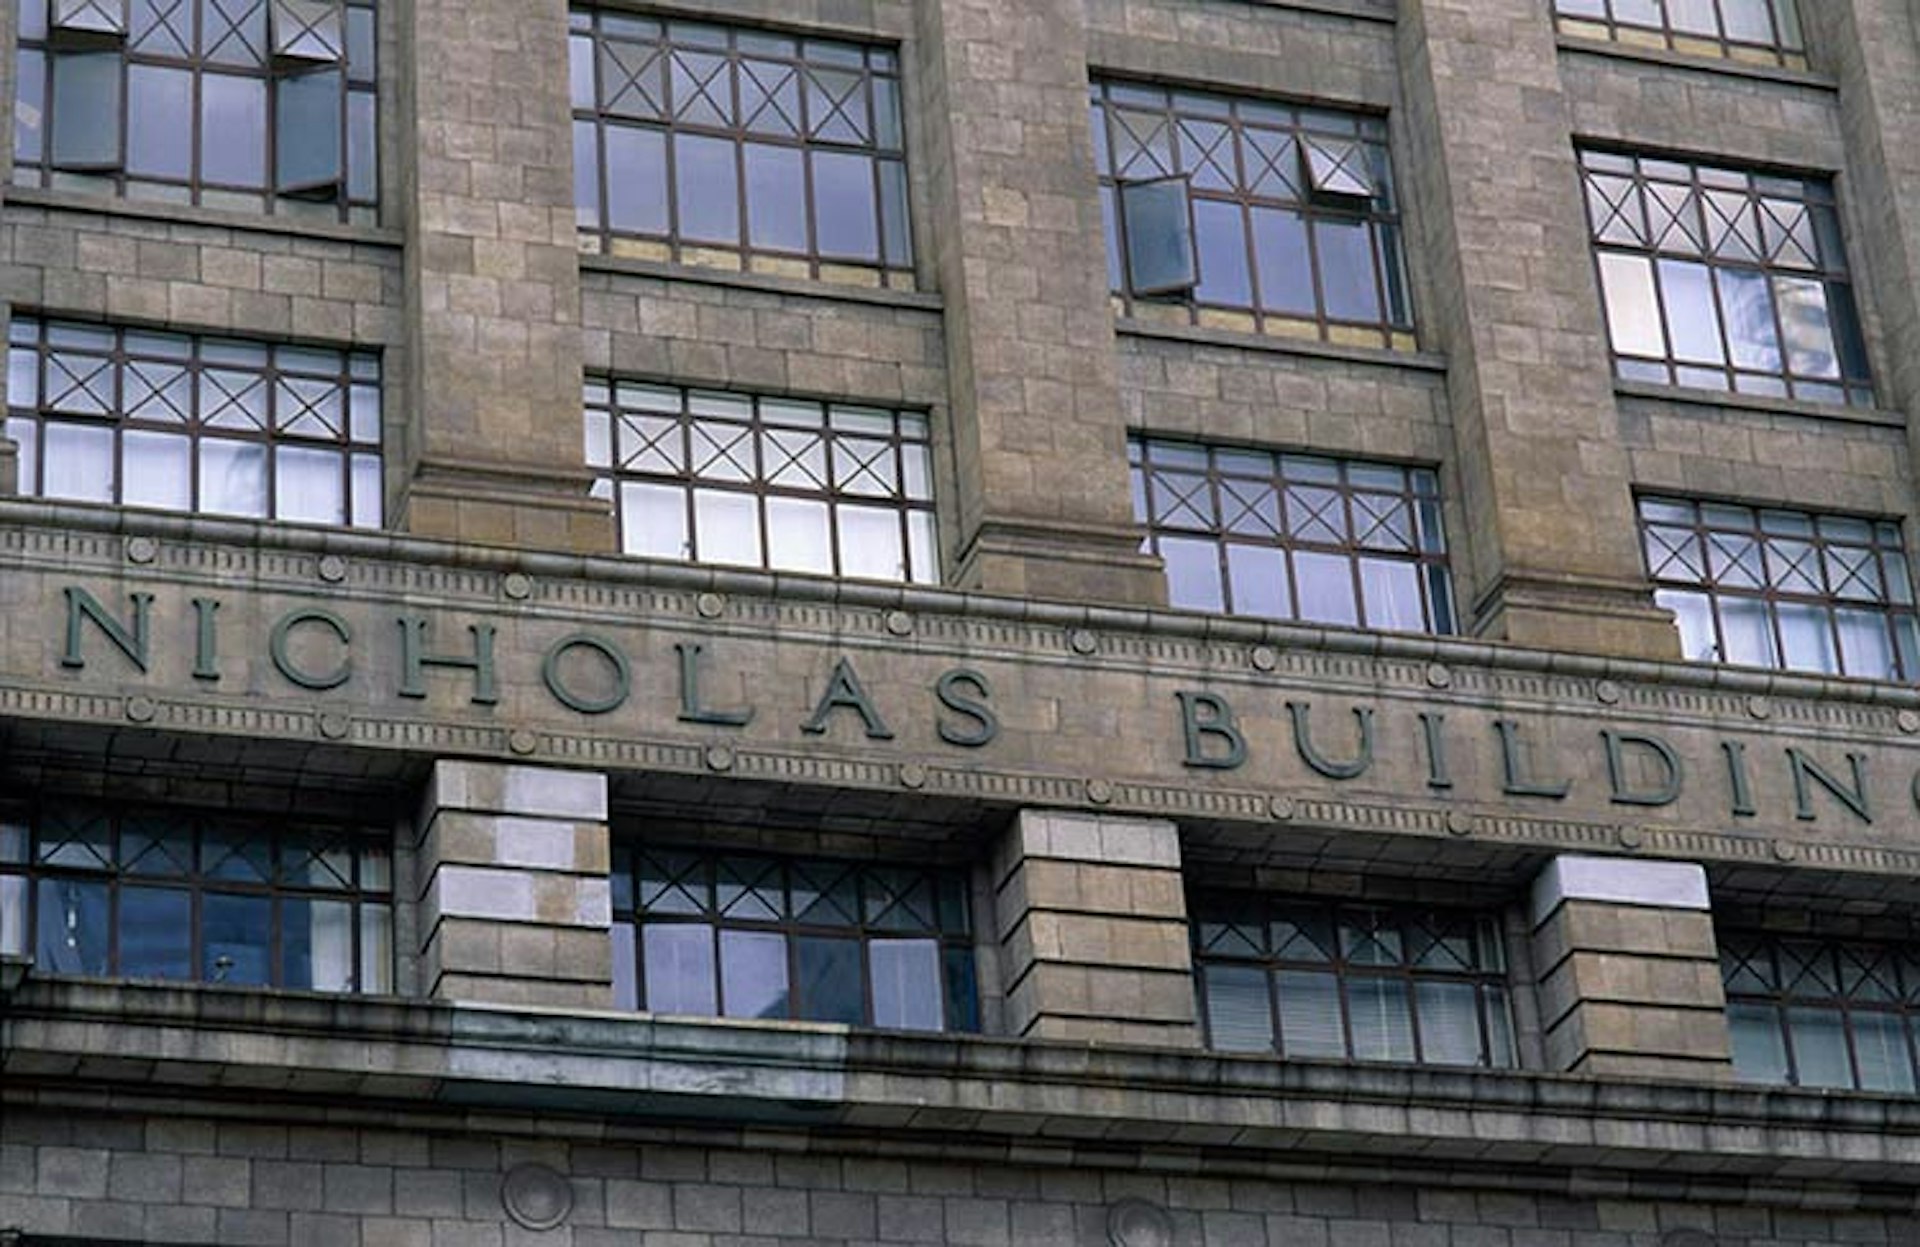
<box><xmin>541</xmin><ymin>633</ymin><xmax>631</xmax><ymax>716</ymax></box>
<box><xmin>1177</xmin><ymin>691</ymin><xmax>1246</xmax><ymax>771</ymax></box>
<box><xmin>1602</xmin><ymin>730</ymin><xmax>1683</xmax><ymax>807</ymax></box>
<box><xmin>1286</xmin><ymin>702</ymin><xmax>1374</xmax><ymax>781</ymax></box>
<box><xmin>1495</xmin><ymin>719</ymin><xmax>1571</xmax><ymax>799</ymax></box>
<box><xmin>397</xmin><ymin>616</ymin><xmax>498</xmax><ymax>706</ymax></box>
<box><xmin>269</xmin><ymin>609</ymin><xmax>352</xmax><ymax>691</ymax></box>
<box><xmin>935</xmin><ymin>668</ymin><xmax>998</xmax><ymax>748</ymax></box>
<box><xmin>676</xmin><ymin>642</ymin><xmax>754</xmax><ymax>727</ymax></box>
<box><xmin>61</xmin><ymin>586</ymin><xmax>151</xmax><ymax>673</ymax></box>
<box><xmin>1788</xmin><ymin>748</ymin><xmax>1872</xmax><ymax>824</ymax></box>
<box><xmin>801</xmin><ymin>658</ymin><xmax>894</xmax><ymax>740</ymax></box>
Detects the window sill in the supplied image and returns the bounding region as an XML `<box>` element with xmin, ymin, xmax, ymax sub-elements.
<box><xmin>1213</xmin><ymin>0</ymin><xmax>1395</xmax><ymax>24</ymax></box>
<box><xmin>5</xmin><ymin>185</ymin><xmax>404</xmax><ymax>250</ymax></box>
<box><xmin>1614</xmin><ymin>379</ymin><xmax>1904</xmax><ymax>429</ymax></box>
<box><xmin>1555</xmin><ymin>33</ymin><xmax>1839</xmax><ymax>92</ymax></box>
<box><xmin>580</xmin><ymin>253</ymin><xmax>945</xmax><ymax>313</ymax></box>
<box><xmin>1117</xmin><ymin>315</ymin><xmax>1448</xmax><ymax>373</ymax></box>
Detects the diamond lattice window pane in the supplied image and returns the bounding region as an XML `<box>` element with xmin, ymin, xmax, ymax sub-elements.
<box><xmin>270</xmin><ymin>0</ymin><xmax>344</xmax><ymax>63</ymax></box>
<box><xmin>51</xmin><ymin>0</ymin><xmax>129</xmax><ymax>40</ymax></box>
<box><xmin>1301</xmin><ymin>136</ymin><xmax>1373</xmax><ymax>202</ymax></box>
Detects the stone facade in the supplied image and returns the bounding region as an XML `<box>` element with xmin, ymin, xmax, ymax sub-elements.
<box><xmin>4</xmin><ymin>0</ymin><xmax>1920</xmax><ymax>1245</ymax></box>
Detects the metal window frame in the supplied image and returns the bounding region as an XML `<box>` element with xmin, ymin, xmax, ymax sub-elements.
<box><xmin>1636</xmin><ymin>494</ymin><xmax>1918</xmax><ymax>679</ymax></box>
<box><xmin>5</xmin><ymin>316</ymin><xmax>382</xmax><ymax>528</ymax></box>
<box><xmin>1553</xmin><ymin>0</ymin><xmax>1809</xmax><ymax>69</ymax></box>
<box><xmin>612</xmin><ymin>843</ymin><xmax>976</xmax><ymax>1031</ymax></box>
<box><xmin>1720</xmin><ymin>929</ymin><xmax>1920</xmax><ymax>1091</ymax></box>
<box><xmin>1579</xmin><ymin>148</ymin><xmax>1873</xmax><ymax>407</ymax></box>
<box><xmin>569</xmin><ymin>7</ymin><xmax>913</xmax><ymax>288</ymax></box>
<box><xmin>14</xmin><ymin>0</ymin><xmax>379</xmax><ymax>222</ymax></box>
<box><xmin>587</xmin><ymin>378</ymin><xmax>938</xmax><ymax>585</ymax></box>
<box><xmin>0</xmin><ymin>797</ymin><xmax>393</xmax><ymax>993</ymax></box>
<box><xmin>1190</xmin><ymin>893</ymin><xmax>1515</xmax><ymax>1068</ymax></box>
<box><xmin>1130</xmin><ymin>435</ymin><xmax>1454</xmax><ymax>634</ymax></box>
<box><xmin>1092</xmin><ymin>78</ymin><xmax>1414</xmax><ymax>349</ymax></box>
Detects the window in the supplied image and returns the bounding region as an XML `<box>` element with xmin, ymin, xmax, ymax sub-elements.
<box><xmin>1722</xmin><ymin>931</ymin><xmax>1920</xmax><ymax>1092</ymax></box>
<box><xmin>1639</xmin><ymin>496</ymin><xmax>1919</xmax><ymax>678</ymax></box>
<box><xmin>1554</xmin><ymin>0</ymin><xmax>1808</xmax><ymax>69</ymax></box>
<box><xmin>587</xmin><ymin>379</ymin><xmax>937</xmax><ymax>583</ymax></box>
<box><xmin>1193</xmin><ymin>896</ymin><xmax>1515</xmax><ymax>1067</ymax></box>
<box><xmin>13</xmin><ymin>0</ymin><xmax>379</xmax><ymax>223</ymax></box>
<box><xmin>611</xmin><ymin>846</ymin><xmax>978</xmax><ymax>1033</ymax></box>
<box><xmin>1580</xmin><ymin>151</ymin><xmax>1870</xmax><ymax>407</ymax></box>
<box><xmin>569</xmin><ymin>10</ymin><xmax>912</xmax><ymax>289</ymax></box>
<box><xmin>0</xmin><ymin>800</ymin><xmax>394</xmax><ymax>993</ymax></box>
<box><xmin>1091</xmin><ymin>80</ymin><xmax>1414</xmax><ymax>351</ymax></box>
<box><xmin>6</xmin><ymin>317</ymin><xmax>382</xmax><ymax>527</ymax></box>
<box><xmin>1130</xmin><ymin>437</ymin><xmax>1453</xmax><ymax>632</ymax></box>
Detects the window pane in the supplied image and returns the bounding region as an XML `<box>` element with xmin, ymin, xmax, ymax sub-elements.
<box><xmin>1347</xmin><ymin>977</ymin><xmax>1415</xmax><ymax>1062</ymax></box>
<box><xmin>1853</xmin><ymin>1012</ymin><xmax>1916</xmax><ymax>1094</ymax></box>
<box><xmin>127</xmin><ymin>65</ymin><xmax>193</xmax><ymax>179</ymax></box>
<box><xmin>1414</xmin><ymin>980</ymin><xmax>1481</xmax><ymax>1066</ymax></box>
<box><xmin>35</xmin><ymin>877</ymin><xmax>109</xmax><ymax>976</ymax></box>
<box><xmin>1161</xmin><ymin>536</ymin><xmax>1225</xmax><ymax>613</ymax></box>
<box><xmin>121</xmin><ymin>430</ymin><xmax>191</xmax><ymax>511</ymax></box>
<box><xmin>1315</xmin><ymin>217</ymin><xmax>1381</xmax><ymax>324</ymax></box>
<box><xmin>606</xmin><ymin>125</ymin><xmax>668</xmax><ymax>235</ymax></box>
<box><xmin>1225</xmin><ymin>544</ymin><xmax>1289</xmax><ymax>618</ymax></box>
<box><xmin>643</xmin><ymin>924</ymin><xmax>717</xmax><ymax>1015</ymax></box>
<box><xmin>720</xmin><ymin>929</ymin><xmax>789</xmax><ymax>1020</ymax></box>
<box><xmin>1776</xmin><ymin>601</ymin><xmax>1837</xmax><ymax>674</ymax></box>
<box><xmin>275</xmin><ymin>445</ymin><xmax>345</xmax><ymax>525</ymax></box>
<box><xmin>1657</xmin><ymin>260</ymin><xmax>1725</xmax><ymax>365</ymax></box>
<box><xmin>1719</xmin><ymin>267</ymin><xmax>1781</xmax><ymax>371</ymax></box>
<box><xmin>1359</xmin><ymin>557</ymin><xmax>1425</xmax><ymax>631</ymax></box>
<box><xmin>0</xmin><ymin>877</ymin><xmax>26</xmax><ymax>957</ymax></box>
<box><xmin>1294</xmin><ymin>551</ymin><xmax>1359</xmax><ymax>626</ymax></box>
<box><xmin>282</xmin><ymin>897</ymin><xmax>355</xmax><ymax>992</ymax></box>
<box><xmin>796</xmin><ymin>935</ymin><xmax>864</xmax><ymax>1024</ymax></box>
<box><xmin>1252</xmin><ymin>207</ymin><xmax>1315</xmax><ymax>316</ymax></box>
<box><xmin>612</xmin><ymin>922</ymin><xmax>637</xmax><ymax>1010</ymax></box>
<box><xmin>119</xmin><ymin>885</ymin><xmax>192</xmax><ymax>980</ymax></box>
<box><xmin>745</xmin><ymin>143</ymin><xmax>807</xmax><ymax>252</ymax></box>
<box><xmin>1193</xmin><ymin>199</ymin><xmax>1252</xmax><ymax>308</ymax></box>
<box><xmin>837</xmin><ymin>503</ymin><xmax>905</xmax><ymax>581</ymax></box>
<box><xmin>201</xmin><ymin>74</ymin><xmax>269</xmax><ymax>188</ymax></box>
<box><xmin>1276</xmin><ymin>969</ymin><xmax>1346</xmax><ymax>1058</ymax></box>
<box><xmin>1203</xmin><ymin>963</ymin><xmax>1274</xmax><ymax>1052</ymax></box>
<box><xmin>1599</xmin><ymin>252</ymin><xmax>1664</xmax><ymax>358</ymax></box>
<box><xmin>1787</xmin><ymin>1005</ymin><xmax>1853</xmax><ymax>1089</ymax></box>
<box><xmin>203</xmin><ymin>893</ymin><xmax>272</xmax><ymax>986</ymax></box>
<box><xmin>200</xmin><ymin>440</ymin><xmax>269</xmax><ymax>517</ymax></box>
<box><xmin>1718</xmin><ymin>596</ymin><xmax>1779</xmax><ymax>668</ymax></box>
<box><xmin>674</xmin><ymin>133</ymin><xmax>740</xmax><ymax>245</ymax></box>
<box><xmin>766</xmin><ymin>496</ymin><xmax>833</xmax><ymax>575</ymax></box>
<box><xmin>870</xmin><ymin>938</ymin><xmax>942</xmax><ymax>1031</ymax></box>
<box><xmin>813</xmin><ymin>150</ymin><xmax>879</xmax><ymax>261</ymax></box>
<box><xmin>50</xmin><ymin>52</ymin><xmax>122</xmax><ymax>170</ymax></box>
<box><xmin>42</xmin><ymin>422</ymin><xmax>115</xmax><ymax>503</ymax></box>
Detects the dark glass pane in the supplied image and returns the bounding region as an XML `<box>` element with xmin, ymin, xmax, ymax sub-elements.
<box><xmin>1853</xmin><ymin>1012</ymin><xmax>1916</xmax><ymax>1093</ymax></box>
<box><xmin>203</xmin><ymin>893</ymin><xmax>272</xmax><ymax>986</ymax></box>
<box><xmin>50</xmin><ymin>52</ymin><xmax>122</xmax><ymax>170</ymax></box>
<box><xmin>277</xmin><ymin>68</ymin><xmax>344</xmax><ymax>195</ymax></box>
<box><xmin>16</xmin><ymin>50</ymin><xmax>46</xmax><ymax>164</ymax></box>
<box><xmin>943</xmin><ymin>945</ymin><xmax>979</xmax><ymax>1034</ymax></box>
<box><xmin>877</xmin><ymin>159</ymin><xmax>911</xmax><ymax>266</ymax></box>
<box><xmin>34</xmin><ymin>878</ymin><xmax>109</xmax><ymax>976</ymax></box>
<box><xmin>1121</xmin><ymin>177</ymin><xmax>1196</xmax><ymax>294</ymax></box>
<box><xmin>346</xmin><ymin>90</ymin><xmax>376</xmax><ymax>200</ymax></box>
<box><xmin>119</xmin><ymin>886</ymin><xmax>192</xmax><ymax>980</ymax></box>
<box><xmin>642</xmin><ymin>923</ymin><xmax>716</xmax><ymax>1015</ymax></box>
<box><xmin>720</xmin><ymin>929</ymin><xmax>789</xmax><ymax>1019</ymax></box>
<box><xmin>796</xmin><ymin>935</ymin><xmax>863</xmax><ymax>1024</ymax></box>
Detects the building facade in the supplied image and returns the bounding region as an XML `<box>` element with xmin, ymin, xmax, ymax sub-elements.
<box><xmin>4</xmin><ymin>0</ymin><xmax>1920</xmax><ymax>1244</ymax></box>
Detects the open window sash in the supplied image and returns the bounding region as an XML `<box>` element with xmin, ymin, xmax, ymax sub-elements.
<box><xmin>1120</xmin><ymin>174</ymin><xmax>1199</xmax><ymax>296</ymax></box>
<box><xmin>275</xmin><ymin>66</ymin><xmax>346</xmax><ymax>198</ymax></box>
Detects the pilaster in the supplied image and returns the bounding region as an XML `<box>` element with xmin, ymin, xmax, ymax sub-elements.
<box><xmin>992</xmin><ymin>810</ymin><xmax>1198</xmax><ymax>1047</ymax></box>
<box><xmin>913</xmin><ymin>0</ymin><xmax>1165</xmax><ymax>606</ymax></box>
<box><xmin>1399</xmin><ymin>0</ymin><xmax>1681</xmax><ymax>659</ymax></box>
<box><xmin>396</xmin><ymin>0</ymin><xmax>612</xmax><ymax>552</ymax></box>
<box><xmin>415</xmin><ymin>760</ymin><xmax>613</xmax><ymax>1009</ymax></box>
<box><xmin>1530</xmin><ymin>855</ymin><xmax>1734</xmax><ymax>1080</ymax></box>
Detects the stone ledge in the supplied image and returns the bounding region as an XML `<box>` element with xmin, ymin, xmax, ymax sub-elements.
<box><xmin>4</xmin><ymin>186</ymin><xmax>407</xmax><ymax>251</ymax></box>
<box><xmin>7</xmin><ymin>979</ymin><xmax>1920</xmax><ymax>1184</ymax></box>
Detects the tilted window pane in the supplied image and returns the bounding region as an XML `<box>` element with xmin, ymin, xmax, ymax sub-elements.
<box><xmin>17</xmin><ymin>0</ymin><xmax>378</xmax><ymax>222</ymax></box>
<box><xmin>1553</xmin><ymin>0</ymin><xmax>1807</xmax><ymax>67</ymax></box>
<box><xmin>589</xmin><ymin>380</ymin><xmax>938</xmax><ymax>584</ymax></box>
<box><xmin>1094</xmin><ymin>80</ymin><xmax>1412</xmax><ymax>350</ymax></box>
<box><xmin>572</xmin><ymin>8</ymin><xmax>912</xmax><ymax>289</ymax></box>
<box><xmin>3</xmin><ymin>801</ymin><xmax>392</xmax><ymax>992</ymax></box>
<box><xmin>1133</xmin><ymin>437</ymin><xmax>1454</xmax><ymax>634</ymax></box>
<box><xmin>1581</xmin><ymin>151</ymin><xmax>1870</xmax><ymax>406</ymax></box>
<box><xmin>1639</xmin><ymin>495</ymin><xmax>1917</xmax><ymax>680</ymax></box>
<box><xmin>8</xmin><ymin>317</ymin><xmax>382</xmax><ymax>528</ymax></box>
<box><xmin>1195</xmin><ymin>895</ymin><xmax>1514</xmax><ymax>1068</ymax></box>
<box><xmin>52</xmin><ymin>0</ymin><xmax>129</xmax><ymax>39</ymax></box>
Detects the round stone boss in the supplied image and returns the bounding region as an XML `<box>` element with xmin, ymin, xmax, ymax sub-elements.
<box><xmin>1107</xmin><ymin>1199</ymin><xmax>1175</xmax><ymax>1247</ymax></box>
<box><xmin>500</xmin><ymin>1161</ymin><xmax>575</xmax><ymax>1231</ymax></box>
